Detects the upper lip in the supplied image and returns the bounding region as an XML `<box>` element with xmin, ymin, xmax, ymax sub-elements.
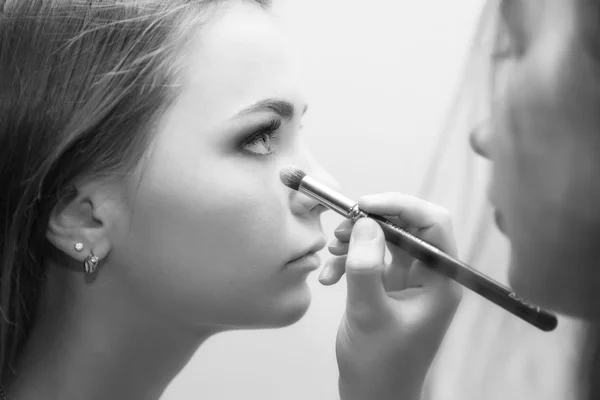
<box><xmin>289</xmin><ymin>236</ymin><xmax>327</xmax><ymax>262</ymax></box>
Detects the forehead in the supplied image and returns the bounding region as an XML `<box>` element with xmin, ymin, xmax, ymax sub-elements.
<box><xmin>174</xmin><ymin>2</ymin><xmax>299</xmax><ymax>122</ymax></box>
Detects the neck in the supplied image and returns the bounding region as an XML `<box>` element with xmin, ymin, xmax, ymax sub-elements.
<box><xmin>7</xmin><ymin>261</ymin><xmax>215</xmax><ymax>400</ymax></box>
<box><xmin>585</xmin><ymin>323</ymin><xmax>600</xmax><ymax>400</ymax></box>
<box><xmin>570</xmin><ymin>321</ymin><xmax>600</xmax><ymax>400</ymax></box>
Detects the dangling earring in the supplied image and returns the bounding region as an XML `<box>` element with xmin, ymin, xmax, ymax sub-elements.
<box><xmin>84</xmin><ymin>251</ymin><xmax>99</xmax><ymax>274</ymax></box>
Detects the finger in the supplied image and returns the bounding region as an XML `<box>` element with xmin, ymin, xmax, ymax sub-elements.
<box><xmin>328</xmin><ymin>238</ymin><xmax>349</xmax><ymax>256</ymax></box>
<box><xmin>402</xmin><ymin>263</ymin><xmax>463</xmax><ymax>330</ymax></box>
<box><xmin>332</xmin><ymin>217</ymin><xmax>407</xmax><ymax>243</ymax></box>
<box><xmin>389</xmin><ymin>243</ymin><xmax>460</xmax><ymax>303</ymax></box>
<box><xmin>333</xmin><ymin>219</ymin><xmax>353</xmax><ymax>242</ymax></box>
<box><xmin>318</xmin><ymin>256</ymin><xmax>347</xmax><ymax>286</ymax></box>
<box><xmin>345</xmin><ymin>218</ymin><xmax>389</xmax><ymax>320</ymax></box>
<box><xmin>358</xmin><ymin>193</ymin><xmax>445</xmax><ymax>230</ymax></box>
<box><xmin>406</xmin><ymin>260</ymin><xmax>461</xmax><ymax>294</ymax></box>
<box><xmin>382</xmin><ymin>259</ymin><xmax>410</xmax><ymax>292</ymax></box>
<box><xmin>354</xmin><ymin>195</ymin><xmax>462</xmax><ymax>336</ymax></box>
<box><xmin>386</xmin><ymin>240</ymin><xmax>415</xmax><ymax>271</ymax></box>
<box><xmin>358</xmin><ymin>193</ymin><xmax>457</xmax><ymax>256</ymax></box>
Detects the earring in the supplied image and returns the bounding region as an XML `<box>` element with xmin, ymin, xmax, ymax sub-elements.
<box><xmin>74</xmin><ymin>242</ymin><xmax>84</xmax><ymax>252</ymax></box>
<box><xmin>84</xmin><ymin>251</ymin><xmax>99</xmax><ymax>274</ymax></box>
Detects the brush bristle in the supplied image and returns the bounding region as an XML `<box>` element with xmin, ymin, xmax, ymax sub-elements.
<box><xmin>279</xmin><ymin>165</ymin><xmax>306</xmax><ymax>191</ymax></box>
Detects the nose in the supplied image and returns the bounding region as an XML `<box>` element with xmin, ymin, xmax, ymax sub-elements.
<box><xmin>287</xmin><ymin>151</ymin><xmax>341</xmax><ymax>216</ymax></box>
<box><xmin>469</xmin><ymin>120</ymin><xmax>492</xmax><ymax>159</ymax></box>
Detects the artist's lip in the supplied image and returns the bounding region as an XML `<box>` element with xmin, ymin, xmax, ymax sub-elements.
<box><xmin>494</xmin><ymin>209</ymin><xmax>506</xmax><ymax>233</ymax></box>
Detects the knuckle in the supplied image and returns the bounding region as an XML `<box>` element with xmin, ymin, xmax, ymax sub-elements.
<box><xmin>434</xmin><ymin>207</ymin><xmax>453</xmax><ymax>228</ymax></box>
<box><xmin>442</xmin><ymin>281</ymin><xmax>463</xmax><ymax>310</ymax></box>
<box><xmin>450</xmin><ymin>283</ymin><xmax>463</xmax><ymax>305</ymax></box>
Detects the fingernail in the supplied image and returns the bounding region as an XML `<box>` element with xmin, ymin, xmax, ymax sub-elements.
<box><xmin>352</xmin><ymin>218</ymin><xmax>378</xmax><ymax>241</ymax></box>
<box><xmin>318</xmin><ymin>270</ymin><xmax>329</xmax><ymax>282</ymax></box>
<box><xmin>328</xmin><ymin>241</ymin><xmax>342</xmax><ymax>251</ymax></box>
<box><xmin>318</xmin><ymin>263</ymin><xmax>332</xmax><ymax>281</ymax></box>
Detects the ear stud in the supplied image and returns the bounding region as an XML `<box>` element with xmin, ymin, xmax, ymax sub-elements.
<box><xmin>74</xmin><ymin>242</ymin><xmax>84</xmax><ymax>252</ymax></box>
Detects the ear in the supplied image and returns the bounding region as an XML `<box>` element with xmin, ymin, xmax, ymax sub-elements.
<box><xmin>46</xmin><ymin>180</ymin><xmax>126</xmax><ymax>265</ymax></box>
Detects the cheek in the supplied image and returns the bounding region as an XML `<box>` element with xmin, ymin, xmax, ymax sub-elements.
<box><xmin>493</xmin><ymin>25</ymin><xmax>586</xmax><ymax>226</ymax></box>
<box><xmin>113</xmin><ymin>157</ymin><xmax>295</xmax><ymax>326</ymax></box>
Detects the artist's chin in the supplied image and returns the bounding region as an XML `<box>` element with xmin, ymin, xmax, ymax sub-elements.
<box><xmin>507</xmin><ymin>252</ymin><xmax>592</xmax><ymax>320</ymax></box>
<box><xmin>507</xmin><ymin>250</ymin><xmax>556</xmax><ymax>301</ymax></box>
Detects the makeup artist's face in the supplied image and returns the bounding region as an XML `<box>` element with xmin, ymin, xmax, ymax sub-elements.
<box><xmin>110</xmin><ymin>3</ymin><xmax>335</xmax><ymax>330</ymax></box>
<box><xmin>471</xmin><ymin>0</ymin><xmax>600</xmax><ymax>317</ymax></box>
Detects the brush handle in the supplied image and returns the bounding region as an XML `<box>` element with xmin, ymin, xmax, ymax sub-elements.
<box><xmin>357</xmin><ymin>212</ymin><xmax>558</xmax><ymax>332</ymax></box>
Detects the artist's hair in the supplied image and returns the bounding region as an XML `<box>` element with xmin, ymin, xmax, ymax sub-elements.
<box><xmin>0</xmin><ymin>0</ymin><xmax>269</xmax><ymax>384</ymax></box>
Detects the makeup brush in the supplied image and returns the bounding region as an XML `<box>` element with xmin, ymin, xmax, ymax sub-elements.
<box><xmin>280</xmin><ymin>165</ymin><xmax>558</xmax><ymax>332</ymax></box>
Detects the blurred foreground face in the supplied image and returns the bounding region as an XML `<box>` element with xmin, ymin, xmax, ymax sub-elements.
<box><xmin>472</xmin><ymin>0</ymin><xmax>600</xmax><ymax>317</ymax></box>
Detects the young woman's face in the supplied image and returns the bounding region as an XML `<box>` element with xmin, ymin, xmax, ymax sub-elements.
<box><xmin>472</xmin><ymin>0</ymin><xmax>600</xmax><ymax>317</ymax></box>
<box><xmin>109</xmin><ymin>2</ymin><xmax>336</xmax><ymax>330</ymax></box>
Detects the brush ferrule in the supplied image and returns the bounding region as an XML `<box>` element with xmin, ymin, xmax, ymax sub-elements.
<box><xmin>348</xmin><ymin>204</ymin><xmax>368</xmax><ymax>223</ymax></box>
<box><xmin>299</xmin><ymin>176</ymin><xmax>356</xmax><ymax>217</ymax></box>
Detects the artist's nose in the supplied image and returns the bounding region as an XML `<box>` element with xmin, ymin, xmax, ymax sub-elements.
<box><xmin>288</xmin><ymin>154</ymin><xmax>341</xmax><ymax>216</ymax></box>
<box><xmin>469</xmin><ymin>120</ymin><xmax>492</xmax><ymax>160</ymax></box>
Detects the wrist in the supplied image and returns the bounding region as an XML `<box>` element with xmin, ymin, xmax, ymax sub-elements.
<box><xmin>338</xmin><ymin>373</ymin><xmax>423</xmax><ymax>400</ymax></box>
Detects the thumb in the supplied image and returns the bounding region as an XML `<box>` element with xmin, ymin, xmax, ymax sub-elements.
<box><xmin>345</xmin><ymin>218</ymin><xmax>389</xmax><ymax>324</ymax></box>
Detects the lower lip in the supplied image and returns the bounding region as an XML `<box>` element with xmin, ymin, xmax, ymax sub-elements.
<box><xmin>285</xmin><ymin>253</ymin><xmax>321</xmax><ymax>271</ymax></box>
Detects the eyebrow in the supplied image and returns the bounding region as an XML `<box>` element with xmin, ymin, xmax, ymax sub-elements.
<box><xmin>232</xmin><ymin>99</ymin><xmax>308</xmax><ymax>120</ymax></box>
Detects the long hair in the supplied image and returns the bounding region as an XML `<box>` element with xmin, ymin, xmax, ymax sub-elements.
<box><xmin>0</xmin><ymin>0</ymin><xmax>269</xmax><ymax>384</ymax></box>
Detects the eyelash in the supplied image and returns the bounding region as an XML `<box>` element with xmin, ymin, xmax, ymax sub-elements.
<box><xmin>240</xmin><ymin>118</ymin><xmax>282</xmax><ymax>157</ymax></box>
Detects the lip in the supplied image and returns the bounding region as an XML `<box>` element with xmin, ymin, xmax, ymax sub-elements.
<box><xmin>286</xmin><ymin>236</ymin><xmax>327</xmax><ymax>269</ymax></box>
<box><xmin>494</xmin><ymin>209</ymin><xmax>506</xmax><ymax>233</ymax></box>
<box><xmin>285</xmin><ymin>252</ymin><xmax>322</xmax><ymax>271</ymax></box>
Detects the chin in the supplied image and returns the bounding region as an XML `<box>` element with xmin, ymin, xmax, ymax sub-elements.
<box><xmin>508</xmin><ymin>262</ymin><xmax>546</xmax><ymax>304</ymax></box>
<box><xmin>265</xmin><ymin>284</ymin><xmax>313</xmax><ymax>328</ymax></box>
<box><xmin>508</xmin><ymin>252</ymin><xmax>598</xmax><ymax>320</ymax></box>
<box><xmin>225</xmin><ymin>283</ymin><xmax>313</xmax><ymax>330</ymax></box>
